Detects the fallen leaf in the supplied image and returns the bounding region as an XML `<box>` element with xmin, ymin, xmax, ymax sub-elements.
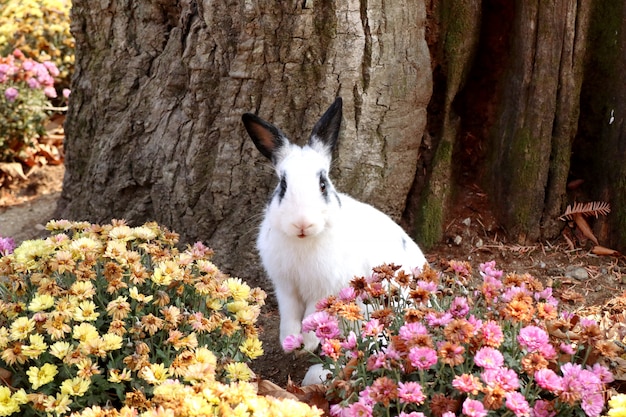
<box><xmin>559</xmin><ymin>288</ymin><xmax>585</xmax><ymax>303</ymax></box>
<box><xmin>0</xmin><ymin>367</ymin><xmax>11</xmax><ymax>385</ymax></box>
<box><xmin>257</xmin><ymin>378</ymin><xmax>300</xmax><ymax>401</ymax></box>
<box><xmin>573</xmin><ymin>213</ymin><xmax>599</xmax><ymax>246</ymax></box>
<box><xmin>0</xmin><ymin>162</ymin><xmax>28</xmax><ymax>180</ymax></box>
<box><xmin>592</xmin><ymin>245</ymin><xmax>621</xmax><ymax>256</ymax></box>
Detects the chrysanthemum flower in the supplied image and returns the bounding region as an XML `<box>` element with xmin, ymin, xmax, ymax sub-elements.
<box><xmin>462</xmin><ymin>398</ymin><xmax>488</xmax><ymax>417</ymax></box>
<box><xmin>60</xmin><ymin>377</ymin><xmax>91</xmax><ymax>397</ymax></box>
<box><xmin>27</xmin><ymin>363</ymin><xmax>58</xmax><ymax>390</ymax></box>
<box><xmin>397</xmin><ymin>381</ymin><xmax>425</xmax><ymax>405</ymax></box>
<box><xmin>225</xmin><ymin>362</ymin><xmax>253</xmax><ymax>382</ymax></box>
<box><xmin>138</xmin><ymin>363</ymin><xmax>170</xmax><ymax>385</ymax></box>
<box><xmin>9</xmin><ymin>316</ymin><xmax>35</xmax><ymax>341</ymax></box>
<box><xmin>408</xmin><ymin>346</ymin><xmax>437</xmax><ymax>370</ymax></box>
<box><xmin>27</xmin><ymin>294</ymin><xmax>55</xmax><ymax>312</ymax></box>
<box><xmin>474</xmin><ymin>347</ymin><xmax>504</xmax><ymax>369</ymax></box>
<box><xmin>239</xmin><ymin>337</ymin><xmax>263</xmax><ymax>359</ymax></box>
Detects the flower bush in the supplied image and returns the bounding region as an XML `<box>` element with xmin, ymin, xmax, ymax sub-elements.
<box><xmin>287</xmin><ymin>261</ymin><xmax>618</xmax><ymax>417</ymax></box>
<box><xmin>0</xmin><ymin>0</ymin><xmax>74</xmax><ymax>88</ymax></box>
<box><xmin>0</xmin><ymin>220</ymin><xmax>273</xmax><ymax>416</ymax></box>
<box><xmin>67</xmin><ymin>378</ymin><xmax>323</xmax><ymax>417</ymax></box>
<box><xmin>1</xmin><ymin>49</ymin><xmax>68</xmax><ymax>162</ymax></box>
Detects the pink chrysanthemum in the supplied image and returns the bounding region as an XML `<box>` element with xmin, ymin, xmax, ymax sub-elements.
<box><xmin>452</xmin><ymin>373</ymin><xmax>482</xmax><ymax>394</ymax></box>
<box><xmin>474</xmin><ymin>347</ymin><xmax>504</xmax><ymax>369</ymax></box>
<box><xmin>534</xmin><ymin>368</ymin><xmax>563</xmax><ymax>393</ymax></box>
<box><xmin>302</xmin><ymin>311</ymin><xmax>340</xmax><ymax>340</ymax></box>
<box><xmin>481</xmin><ymin>320</ymin><xmax>504</xmax><ymax>347</ymax></box>
<box><xmin>449</xmin><ymin>296</ymin><xmax>470</xmax><ymax>318</ymax></box>
<box><xmin>397</xmin><ymin>381</ymin><xmax>425</xmax><ymax>405</ymax></box>
<box><xmin>462</xmin><ymin>398</ymin><xmax>488</xmax><ymax>417</ymax></box>
<box><xmin>517</xmin><ymin>325</ymin><xmax>550</xmax><ymax>352</ymax></box>
<box><xmin>481</xmin><ymin>367</ymin><xmax>520</xmax><ymax>391</ymax></box>
<box><xmin>532</xmin><ymin>400</ymin><xmax>556</xmax><ymax>417</ymax></box>
<box><xmin>408</xmin><ymin>346</ymin><xmax>438</xmax><ymax>370</ymax></box>
<box><xmin>505</xmin><ymin>391</ymin><xmax>531</xmax><ymax>417</ymax></box>
<box><xmin>399</xmin><ymin>322</ymin><xmax>428</xmax><ymax>342</ymax></box>
<box><xmin>281</xmin><ymin>334</ymin><xmax>303</xmax><ymax>352</ymax></box>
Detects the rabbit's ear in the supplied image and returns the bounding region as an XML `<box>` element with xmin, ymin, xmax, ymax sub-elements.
<box><xmin>309</xmin><ymin>97</ymin><xmax>342</xmax><ymax>157</ymax></box>
<box><xmin>242</xmin><ymin>113</ymin><xmax>288</xmax><ymax>163</ymax></box>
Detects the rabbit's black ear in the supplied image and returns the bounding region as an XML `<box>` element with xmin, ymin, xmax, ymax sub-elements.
<box><xmin>309</xmin><ymin>97</ymin><xmax>342</xmax><ymax>155</ymax></box>
<box><xmin>242</xmin><ymin>113</ymin><xmax>288</xmax><ymax>162</ymax></box>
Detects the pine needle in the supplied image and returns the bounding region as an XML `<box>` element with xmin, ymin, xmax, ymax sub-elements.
<box><xmin>559</xmin><ymin>201</ymin><xmax>611</xmax><ymax>221</ymax></box>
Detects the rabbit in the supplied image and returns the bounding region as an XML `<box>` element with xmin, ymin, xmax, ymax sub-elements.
<box><xmin>242</xmin><ymin>97</ymin><xmax>427</xmax><ymax>357</ymax></box>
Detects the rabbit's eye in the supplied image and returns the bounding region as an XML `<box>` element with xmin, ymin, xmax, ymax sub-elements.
<box><xmin>319</xmin><ymin>177</ymin><xmax>327</xmax><ymax>193</ymax></box>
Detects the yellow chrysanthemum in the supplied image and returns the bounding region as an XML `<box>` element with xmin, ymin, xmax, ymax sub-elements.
<box><xmin>9</xmin><ymin>317</ymin><xmax>35</xmax><ymax>341</ymax></box>
<box><xmin>138</xmin><ymin>363</ymin><xmax>170</xmax><ymax>385</ymax></box>
<box><xmin>73</xmin><ymin>300</ymin><xmax>99</xmax><ymax>322</ymax></box>
<box><xmin>108</xmin><ymin>225</ymin><xmax>134</xmax><ymax>241</ymax></box>
<box><xmin>72</xmin><ymin>322</ymin><xmax>98</xmax><ymax>343</ymax></box>
<box><xmin>0</xmin><ymin>327</ymin><xmax>10</xmax><ymax>350</ymax></box>
<box><xmin>608</xmin><ymin>394</ymin><xmax>626</xmax><ymax>417</ymax></box>
<box><xmin>225</xmin><ymin>278</ymin><xmax>251</xmax><ymax>301</ymax></box>
<box><xmin>68</xmin><ymin>237</ymin><xmax>103</xmax><ymax>258</ymax></box>
<box><xmin>11</xmin><ymin>240</ymin><xmax>53</xmax><ymax>270</ymax></box>
<box><xmin>0</xmin><ymin>386</ymin><xmax>21</xmax><ymax>416</ymax></box>
<box><xmin>42</xmin><ymin>392</ymin><xmax>72</xmax><ymax>416</ymax></box>
<box><xmin>102</xmin><ymin>333</ymin><xmax>123</xmax><ymax>351</ymax></box>
<box><xmin>225</xmin><ymin>362</ymin><xmax>253</xmax><ymax>382</ymax></box>
<box><xmin>108</xmin><ymin>368</ymin><xmax>132</xmax><ymax>383</ymax></box>
<box><xmin>239</xmin><ymin>337</ymin><xmax>263</xmax><ymax>360</ymax></box>
<box><xmin>60</xmin><ymin>377</ymin><xmax>90</xmax><ymax>397</ymax></box>
<box><xmin>151</xmin><ymin>260</ymin><xmax>184</xmax><ymax>285</ymax></box>
<box><xmin>28</xmin><ymin>293</ymin><xmax>55</xmax><ymax>312</ymax></box>
<box><xmin>22</xmin><ymin>333</ymin><xmax>47</xmax><ymax>359</ymax></box>
<box><xmin>70</xmin><ymin>281</ymin><xmax>96</xmax><ymax>300</ymax></box>
<box><xmin>129</xmin><ymin>286</ymin><xmax>153</xmax><ymax>304</ymax></box>
<box><xmin>49</xmin><ymin>341</ymin><xmax>72</xmax><ymax>360</ymax></box>
<box><xmin>27</xmin><ymin>363</ymin><xmax>58</xmax><ymax>390</ymax></box>
<box><xmin>132</xmin><ymin>226</ymin><xmax>157</xmax><ymax>241</ymax></box>
<box><xmin>104</xmin><ymin>240</ymin><xmax>128</xmax><ymax>260</ymax></box>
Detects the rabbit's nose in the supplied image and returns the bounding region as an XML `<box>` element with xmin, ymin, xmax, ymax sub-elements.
<box><xmin>293</xmin><ymin>221</ymin><xmax>315</xmax><ymax>238</ymax></box>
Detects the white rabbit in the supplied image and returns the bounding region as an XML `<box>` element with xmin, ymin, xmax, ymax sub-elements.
<box><xmin>242</xmin><ymin>97</ymin><xmax>427</xmax><ymax>356</ymax></box>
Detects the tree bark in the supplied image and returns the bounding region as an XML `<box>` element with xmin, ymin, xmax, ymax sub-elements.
<box><xmin>409</xmin><ymin>0</ymin><xmax>599</xmax><ymax>249</ymax></box>
<box><xmin>57</xmin><ymin>0</ymin><xmax>432</xmax><ymax>284</ymax></box>
<box><xmin>576</xmin><ymin>0</ymin><xmax>626</xmax><ymax>250</ymax></box>
<box><xmin>486</xmin><ymin>0</ymin><xmax>591</xmax><ymax>244</ymax></box>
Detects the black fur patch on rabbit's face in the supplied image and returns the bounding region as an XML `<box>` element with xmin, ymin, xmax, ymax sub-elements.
<box><xmin>318</xmin><ymin>170</ymin><xmax>330</xmax><ymax>203</ymax></box>
<box><xmin>276</xmin><ymin>172</ymin><xmax>287</xmax><ymax>203</ymax></box>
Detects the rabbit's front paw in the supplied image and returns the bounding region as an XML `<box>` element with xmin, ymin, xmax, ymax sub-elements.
<box><xmin>302</xmin><ymin>331</ymin><xmax>320</xmax><ymax>352</ymax></box>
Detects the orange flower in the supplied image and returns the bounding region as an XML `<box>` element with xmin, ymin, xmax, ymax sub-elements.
<box><xmin>444</xmin><ymin>319</ymin><xmax>475</xmax><ymax>344</ymax></box>
<box><xmin>369</xmin><ymin>376</ymin><xmax>398</xmax><ymax>406</ymax></box>
<box><xmin>521</xmin><ymin>352</ymin><xmax>549</xmax><ymax>375</ymax></box>
<box><xmin>537</xmin><ymin>302</ymin><xmax>558</xmax><ymax>321</ymax></box>
<box><xmin>141</xmin><ymin>314</ymin><xmax>164</xmax><ymax>336</ymax></box>
<box><xmin>503</xmin><ymin>299</ymin><xmax>535</xmax><ymax>323</ymax></box>
<box><xmin>439</xmin><ymin>341</ymin><xmax>465</xmax><ymax>366</ymax></box>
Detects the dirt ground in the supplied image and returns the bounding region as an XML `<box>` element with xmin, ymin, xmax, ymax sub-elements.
<box><xmin>1</xmin><ymin>165</ymin><xmax>625</xmax><ymax>387</ymax></box>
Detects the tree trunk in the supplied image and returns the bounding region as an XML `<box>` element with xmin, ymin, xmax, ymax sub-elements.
<box><xmin>410</xmin><ymin>0</ymin><xmax>602</xmax><ymax>250</ymax></box>
<box><xmin>576</xmin><ymin>1</ymin><xmax>626</xmax><ymax>250</ymax></box>
<box><xmin>57</xmin><ymin>0</ymin><xmax>432</xmax><ymax>284</ymax></box>
<box><xmin>487</xmin><ymin>0</ymin><xmax>591</xmax><ymax>244</ymax></box>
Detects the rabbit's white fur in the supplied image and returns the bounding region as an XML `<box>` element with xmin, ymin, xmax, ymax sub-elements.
<box><xmin>243</xmin><ymin>97</ymin><xmax>426</xmax><ymax>357</ymax></box>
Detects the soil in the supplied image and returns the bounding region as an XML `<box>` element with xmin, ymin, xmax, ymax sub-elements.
<box><xmin>1</xmin><ymin>165</ymin><xmax>625</xmax><ymax>388</ymax></box>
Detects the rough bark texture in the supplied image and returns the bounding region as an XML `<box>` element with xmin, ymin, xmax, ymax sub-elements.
<box><xmin>487</xmin><ymin>0</ymin><xmax>591</xmax><ymax>243</ymax></box>
<box><xmin>576</xmin><ymin>0</ymin><xmax>626</xmax><ymax>250</ymax></box>
<box><xmin>57</xmin><ymin>0</ymin><xmax>432</xmax><ymax>285</ymax></box>
<box><xmin>413</xmin><ymin>0</ymin><xmax>481</xmax><ymax>247</ymax></box>
<box><xmin>408</xmin><ymin>0</ymin><xmax>610</xmax><ymax>250</ymax></box>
